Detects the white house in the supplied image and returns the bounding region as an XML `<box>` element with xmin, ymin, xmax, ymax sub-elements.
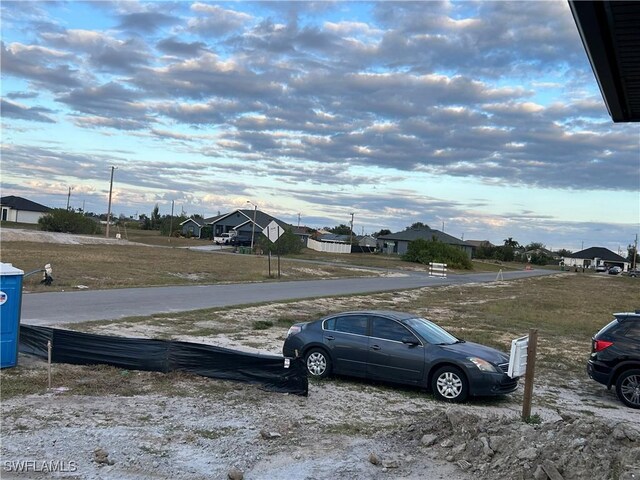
<box><xmin>1</xmin><ymin>196</ymin><xmax>51</xmax><ymax>224</ymax></box>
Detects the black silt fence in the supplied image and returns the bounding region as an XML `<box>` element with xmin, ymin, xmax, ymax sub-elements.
<box><xmin>19</xmin><ymin>325</ymin><xmax>307</xmax><ymax>396</ymax></box>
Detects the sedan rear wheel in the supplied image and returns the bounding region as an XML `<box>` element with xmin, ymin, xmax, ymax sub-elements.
<box><xmin>432</xmin><ymin>366</ymin><xmax>469</xmax><ymax>402</ymax></box>
<box><xmin>616</xmin><ymin>369</ymin><xmax>640</xmax><ymax>409</ymax></box>
<box><xmin>305</xmin><ymin>348</ymin><xmax>331</xmax><ymax>379</ymax></box>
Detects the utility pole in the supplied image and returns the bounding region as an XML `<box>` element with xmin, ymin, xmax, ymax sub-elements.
<box><xmin>633</xmin><ymin>234</ymin><xmax>638</xmax><ymax>270</ymax></box>
<box><xmin>105</xmin><ymin>166</ymin><xmax>117</xmax><ymax>238</ymax></box>
<box><xmin>168</xmin><ymin>200</ymin><xmax>174</xmax><ymax>241</ymax></box>
<box><xmin>247</xmin><ymin>201</ymin><xmax>257</xmax><ymax>252</ymax></box>
<box><xmin>350</xmin><ymin>212</ymin><xmax>355</xmax><ymax>246</ymax></box>
<box><xmin>298</xmin><ymin>213</ymin><xmax>301</xmax><ymax>227</ymax></box>
<box><xmin>66</xmin><ymin>186</ymin><xmax>72</xmax><ymax>210</ymax></box>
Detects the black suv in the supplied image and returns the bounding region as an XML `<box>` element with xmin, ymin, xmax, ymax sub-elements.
<box><xmin>587</xmin><ymin>311</ymin><xmax>640</xmax><ymax>409</ymax></box>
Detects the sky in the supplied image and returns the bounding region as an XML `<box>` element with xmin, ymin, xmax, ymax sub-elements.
<box><xmin>1</xmin><ymin>1</ymin><xmax>638</xmax><ymax>253</ymax></box>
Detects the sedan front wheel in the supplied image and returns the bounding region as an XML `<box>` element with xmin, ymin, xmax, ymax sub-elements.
<box><xmin>305</xmin><ymin>348</ymin><xmax>332</xmax><ymax>379</ymax></box>
<box><xmin>431</xmin><ymin>366</ymin><xmax>469</xmax><ymax>402</ymax></box>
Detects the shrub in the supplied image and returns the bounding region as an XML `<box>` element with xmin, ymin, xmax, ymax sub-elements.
<box><xmin>402</xmin><ymin>238</ymin><xmax>472</xmax><ymax>270</ymax></box>
<box><xmin>38</xmin><ymin>209</ymin><xmax>102</xmax><ymax>235</ymax></box>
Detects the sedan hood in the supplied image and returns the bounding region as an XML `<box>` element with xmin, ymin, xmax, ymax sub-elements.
<box><xmin>440</xmin><ymin>341</ymin><xmax>509</xmax><ymax>365</ymax></box>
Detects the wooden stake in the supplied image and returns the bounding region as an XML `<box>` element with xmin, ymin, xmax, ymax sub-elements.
<box><xmin>47</xmin><ymin>340</ymin><xmax>52</xmax><ymax>390</ymax></box>
<box><xmin>522</xmin><ymin>328</ymin><xmax>538</xmax><ymax>420</ymax></box>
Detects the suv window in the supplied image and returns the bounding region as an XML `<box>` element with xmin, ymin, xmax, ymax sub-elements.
<box><xmin>624</xmin><ymin>322</ymin><xmax>640</xmax><ymax>340</ymax></box>
<box><xmin>325</xmin><ymin>315</ymin><xmax>368</xmax><ymax>336</ymax></box>
<box><xmin>371</xmin><ymin>317</ymin><xmax>417</xmax><ymax>343</ymax></box>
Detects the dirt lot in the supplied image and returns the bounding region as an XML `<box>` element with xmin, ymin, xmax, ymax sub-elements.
<box><xmin>1</xmin><ymin>230</ymin><xmax>639</xmax><ymax>479</ymax></box>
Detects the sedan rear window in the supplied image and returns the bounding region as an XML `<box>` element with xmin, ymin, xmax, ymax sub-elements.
<box><xmin>325</xmin><ymin>315</ymin><xmax>368</xmax><ymax>336</ymax></box>
<box><xmin>403</xmin><ymin>318</ymin><xmax>458</xmax><ymax>345</ymax></box>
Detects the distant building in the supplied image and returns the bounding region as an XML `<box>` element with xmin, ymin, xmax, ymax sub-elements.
<box><xmin>562</xmin><ymin>247</ymin><xmax>629</xmax><ymax>271</ymax></box>
<box><xmin>377</xmin><ymin>227</ymin><xmax>472</xmax><ymax>257</ymax></box>
<box><xmin>1</xmin><ymin>196</ymin><xmax>51</xmax><ymax>224</ymax></box>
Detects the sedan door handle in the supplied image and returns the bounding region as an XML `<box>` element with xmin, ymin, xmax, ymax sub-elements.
<box><xmin>371</xmin><ymin>345</ymin><xmax>381</xmax><ymax>350</ymax></box>
<box><xmin>325</xmin><ymin>336</ymin><xmax>335</xmax><ymax>341</ymax></box>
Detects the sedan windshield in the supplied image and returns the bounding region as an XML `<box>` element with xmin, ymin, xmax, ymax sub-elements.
<box><xmin>404</xmin><ymin>318</ymin><xmax>459</xmax><ymax>345</ymax></box>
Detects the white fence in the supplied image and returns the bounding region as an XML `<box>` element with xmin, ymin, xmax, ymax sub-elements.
<box><xmin>429</xmin><ymin>262</ymin><xmax>447</xmax><ymax>278</ymax></box>
<box><xmin>307</xmin><ymin>238</ymin><xmax>351</xmax><ymax>254</ymax></box>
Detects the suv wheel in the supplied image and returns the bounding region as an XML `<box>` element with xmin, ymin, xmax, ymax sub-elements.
<box><xmin>616</xmin><ymin>369</ymin><xmax>640</xmax><ymax>409</ymax></box>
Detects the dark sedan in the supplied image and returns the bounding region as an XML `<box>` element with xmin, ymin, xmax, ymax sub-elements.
<box><xmin>282</xmin><ymin>310</ymin><xmax>518</xmax><ymax>402</ymax></box>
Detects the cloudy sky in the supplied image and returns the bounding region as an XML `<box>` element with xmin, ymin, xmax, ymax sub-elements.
<box><xmin>1</xmin><ymin>1</ymin><xmax>638</xmax><ymax>252</ymax></box>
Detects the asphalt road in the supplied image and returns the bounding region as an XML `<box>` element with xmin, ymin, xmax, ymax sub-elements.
<box><xmin>21</xmin><ymin>269</ymin><xmax>558</xmax><ymax>326</ymax></box>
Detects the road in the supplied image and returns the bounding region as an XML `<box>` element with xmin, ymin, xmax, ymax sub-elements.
<box><xmin>21</xmin><ymin>269</ymin><xmax>559</xmax><ymax>326</ymax></box>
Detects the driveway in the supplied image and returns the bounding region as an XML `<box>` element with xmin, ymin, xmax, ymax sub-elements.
<box><xmin>22</xmin><ymin>269</ymin><xmax>558</xmax><ymax>326</ymax></box>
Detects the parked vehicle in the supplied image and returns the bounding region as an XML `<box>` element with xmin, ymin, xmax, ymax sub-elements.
<box><xmin>587</xmin><ymin>311</ymin><xmax>640</xmax><ymax>409</ymax></box>
<box><xmin>214</xmin><ymin>232</ymin><xmax>237</xmax><ymax>245</ymax></box>
<box><xmin>230</xmin><ymin>234</ymin><xmax>252</xmax><ymax>247</ymax></box>
<box><xmin>283</xmin><ymin>310</ymin><xmax>519</xmax><ymax>402</ymax></box>
<box><xmin>608</xmin><ymin>266</ymin><xmax>623</xmax><ymax>275</ymax></box>
<box><xmin>626</xmin><ymin>268</ymin><xmax>640</xmax><ymax>278</ymax></box>
<box><xmin>595</xmin><ymin>265</ymin><xmax>607</xmax><ymax>272</ymax></box>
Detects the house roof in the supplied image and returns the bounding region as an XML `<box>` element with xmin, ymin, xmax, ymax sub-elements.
<box><xmin>320</xmin><ymin>234</ymin><xmax>350</xmax><ymax>243</ymax></box>
<box><xmin>378</xmin><ymin>227</ymin><xmax>470</xmax><ymax>246</ymax></box>
<box><xmin>179</xmin><ymin>217</ymin><xmax>203</xmax><ymax>227</ymax></box>
<box><xmin>0</xmin><ymin>195</ymin><xmax>51</xmax><ymax>213</ymax></box>
<box><xmin>570</xmin><ymin>1</ymin><xmax>640</xmax><ymax>122</ymax></box>
<box><xmin>208</xmin><ymin>209</ymin><xmax>289</xmax><ymax>231</ymax></box>
<box><xmin>465</xmin><ymin>240</ymin><xmax>495</xmax><ymax>248</ymax></box>
<box><xmin>565</xmin><ymin>247</ymin><xmax>627</xmax><ymax>262</ymax></box>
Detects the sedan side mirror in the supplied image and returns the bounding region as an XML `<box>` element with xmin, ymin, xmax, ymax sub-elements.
<box><xmin>401</xmin><ymin>337</ymin><xmax>419</xmax><ymax>346</ymax></box>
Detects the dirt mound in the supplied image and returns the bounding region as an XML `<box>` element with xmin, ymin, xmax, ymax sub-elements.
<box><xmin>407</xmin><ymin>406</ymin><xmax>640</xmax><ymax>480</ymax></box>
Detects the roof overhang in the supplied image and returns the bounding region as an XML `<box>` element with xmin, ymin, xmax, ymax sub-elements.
<box><xmin>569</xmin><ymin>1</ymin><xmax>640</xmax><ymax>122</ymax></box>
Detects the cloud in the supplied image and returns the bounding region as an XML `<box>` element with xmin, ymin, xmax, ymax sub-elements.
<box><xmin>1</xmin><ymin>98</ymin><xmax>56</xmax><ymax>123</ymax></box>
<box><xmin>188</xmin><ymin>3</ymin><xmax>252</xmax><ymax>36</ymax></box>
<box><xmin>156</xmin><ymin>37</ymin><xmax>208</xmax><ymax>57</ymax></box>
<box><xmin>118</xmin><ymin>12</ymin><xmax>177</xmax><ymax>33</ymax></box>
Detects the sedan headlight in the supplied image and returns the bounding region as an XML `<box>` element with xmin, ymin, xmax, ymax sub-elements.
<box><xmin>286</xmin><ymin>325</ymin><xmax>302</xmax><ymax>338</ymax></box>
<box><xmin>468</xmin><ymin>357</ymin><xmax>498</xmax><ymax>373</ymax></box>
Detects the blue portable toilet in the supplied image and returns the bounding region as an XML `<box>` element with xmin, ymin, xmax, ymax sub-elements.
<box><xmin>1</xmin><ymin>262</ymin><xmax>24</xmax><ymax>368</ymax></box>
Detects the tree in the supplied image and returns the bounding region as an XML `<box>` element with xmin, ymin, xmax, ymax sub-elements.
<box><xmin>256</xmin><ymin>228</ymin><xmax>303</xmax><ymax>255</ymax></box>
<box><xmin>150</xmin><ymin>204</ymin><xmax>161</xmax><ymax>230</ymax></box>
<box><xmin>525</xmin><ymin>242</ymin><xmax>545</xmax><ymax>251</ymax></box>
<box><xmin>556</xmin><ymin>248</ymin><xmax>572</xmax><ymax>257</ymax></box>
<box><xmin>373</xmin><ymin>228</ymin><xmax>391</xmax><ymax>237</ymax></box>
<box><xmin>38</xmin><ymin>209</ymin><xmax>101</xmax><ymax>235</ymax></box>
<box><xmin>402</xmin><ymin>238</ymin><xmax>472</xmax><ymax>270</ymax></box>
<box><xmin>628</xmin><ymin>245</ymin><xmax>640</xmax><ymax>265</ymax></box>
<box><xmin>406</xmin><ymin>222</ymin><xmax>429</xmax><ymax>230</ymax></box>
<box><xmin>503</xmin><ymin>237</ymin><xmax>520</xmax><ymax>248</ymax></box>
<box><xmin>326</xmin><ymin>224</ymin><xmax>353</xmax><ymax>236</ymax></box>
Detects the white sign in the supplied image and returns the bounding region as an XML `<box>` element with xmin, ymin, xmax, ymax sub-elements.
<box><xmin>262</xmin><ymin>221</ymin><xmax>284</xmax><ymax>243</ymax></box>
<box><xmin>508</xmin><ymin>335</ymin><xmax>529</xmax><ymax>378</ymax></box>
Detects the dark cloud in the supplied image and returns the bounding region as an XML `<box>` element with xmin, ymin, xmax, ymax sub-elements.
<box><xmin>6</xmin><ymin>91</ymin><xmax>39</xmax><ymax>99</ymax></box>
<box><xmin>1</xmin><ymin>98</ymin><xmax>56</xmax><ymax>123</ymax></box>
<box><xmin>156</xmin><ymin>37</ymin><xmax>207</xmax><ymax>56</ymax></box>
<box><xmin>118</xmin><ymin>12</ymin><xmax>177</xmax><ymax>33</ymax></box>
<box><xmin>1</xmin><ymin>41</ymin><xmax>80</xmax><ymax>90</ymax></box>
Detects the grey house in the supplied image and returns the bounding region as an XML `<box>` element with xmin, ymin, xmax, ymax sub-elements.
<box><xmin>377</xmin><ymin>227</ymin><xmax>472</xmax><ymax>257</ymax></box>
<box><xmin>1</xmin><ymin>196</ymin><xmax>51</xmax><ymax>224</ymax></box>
<box><xmin>180</xmin><ymin>214</ymin><xmax>223</xmax><ymax>238</ymax></box>
<box><xmin>562</xmin><ymin>247</ymin><xmax>629</xmax><ymax>271</ymax></box>
<box><xmin>209</xmin><ymin>209</ymin><xmax>289</xmax><ymax>238</ymax></box>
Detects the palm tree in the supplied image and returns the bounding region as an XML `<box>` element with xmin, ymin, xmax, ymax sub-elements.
<box><xmin>503</xmin><ymin>237</ymin><xmax>520</xmax><ymax>248</ymax></box>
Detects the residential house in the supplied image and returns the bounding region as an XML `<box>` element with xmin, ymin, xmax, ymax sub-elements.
<box><xmin>208</xmin><ymin>209</ymin><xmax>289</xmax><ymax>240</ymax></box>
<box><xmin>465</xmin><ymin>240</ymin><xmax>495</xmax><ymax>258</ymax></box>
<box><xmin>290</xmin><ymin>226</ymin><xmax>315</xmax><ymax>246</ymax></box>
<box><xmin>377</xmin><ymin>227</ymin><xmax>473</xmax><ymax>257</ymax></box>
<box><xmin>1</xmin><ymin>196</ymin><xmax>51</xmax><ymax>224</ymax></box>
<box><xmin>180</xmin><ymin>214</ymin><xmax>223</xmax><ymax>239</ymax></box>
<box><xmin>562</xmin><ymin>247</ymin><xmax>630</xmax><ymax>271</ymax></box>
